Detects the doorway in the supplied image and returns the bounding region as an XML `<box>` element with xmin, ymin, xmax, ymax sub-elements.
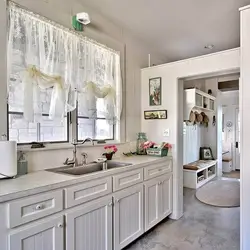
<box><xmin>221</xmin><ymin>88</ymin><xmax>240</xmax><ymax>179</ymax></box>
<box><xmin>182</xmin><ymin>73</ymin><xmax>240</xmax><ymax>188</ymax></box>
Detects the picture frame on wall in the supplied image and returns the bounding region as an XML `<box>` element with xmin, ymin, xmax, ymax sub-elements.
<box><xmin>144</xmin><ymin>110</ymin><xmax>167</xmax><ymax>120</ymax></box>
<box><xmin>149</xmin><ymin>77</ymin><xmax>162</xmax><ymax>106</ymax></box>
<box><xmin>200</xmin><ymin>147</ymin><xmax>214</xmax><ymax>160</ymax></box>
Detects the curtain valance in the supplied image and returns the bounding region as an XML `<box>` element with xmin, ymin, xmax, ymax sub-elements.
<box><xmin>8</xmin><ymin>2</ymin><xmax>122</xmax><ymax>124</ymax></box>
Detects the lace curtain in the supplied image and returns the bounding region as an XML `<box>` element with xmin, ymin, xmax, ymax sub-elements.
<box><xmin>8</xmin><ymin>2</ymin><xmax>122</xmax><ymax>124</ymax></box>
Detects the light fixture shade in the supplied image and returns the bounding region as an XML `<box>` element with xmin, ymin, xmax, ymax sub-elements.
<box><xmin>76</xmin><ymin>12</ymin><xmax>91</xmax><ymax>25</ymax></box>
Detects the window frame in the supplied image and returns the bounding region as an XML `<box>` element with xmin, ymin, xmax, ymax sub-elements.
<box><xmin>7</xmin><ymin>104</ymin><xmax>70</xmax><ymax>145</ymax></box>
<box><xmin>76</xmin><ymin>115</ymin><xmax>115</xmax><ymax>142</ymax></box>
<box><xmin>7</xmin><ymin>105</ymin><xmax>116</xmax><ymax>146</ymax></box>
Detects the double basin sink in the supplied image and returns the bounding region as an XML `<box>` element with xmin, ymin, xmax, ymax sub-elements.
<box><xmin>47</xmin><ymin>161</ymin><xmax>132</xmax><ymax>176</ymax></box>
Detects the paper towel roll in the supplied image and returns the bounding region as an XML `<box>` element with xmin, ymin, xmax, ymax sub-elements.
<box><xmin>0</xmin><ymin>141</ymin><xmax>17</xmax><ymax>178</ymax></box>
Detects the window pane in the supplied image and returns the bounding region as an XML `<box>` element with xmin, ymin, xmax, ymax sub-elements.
<box><xmin>40</xmin><ymin>116</ymin><xmax>68</xmax><ymax>142</ymax></box>
<box><xmin>8</xmin><ymin>113</ymin><xmax>38</xmax><ymax>143</ymax></box>
<box><xmin>77</xmin><ymin>118</ymin><xmax>114</xmax><ymax>140</ymax></box>
<box><xmin>8</xmin><ymin>113</ymin><xmax>68</xmax><ymax>143</ymax></box>
<box><xmin>78</xmin><ymin>118</ymin><xmax>95</xmax><ymax>140</ymax></box>
<box><xmin>96</xmin><ymin>119</ymin><xmax>113</xmax><ymax>139</ymax></box>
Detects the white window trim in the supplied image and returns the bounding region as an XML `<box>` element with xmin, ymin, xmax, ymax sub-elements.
<box><xmin>16</xmin><ymin>109</ymin><xmax>123</xmax><ymax>152</ymax></box>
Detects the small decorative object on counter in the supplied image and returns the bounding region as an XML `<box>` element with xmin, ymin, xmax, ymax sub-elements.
<box><xmin>145</xmin><ymin>141</ymin><xmax>172</xmax><ymax>157</ymax></box>
<box><xmin>103</xmin><ymin>145</ymin><xmax>118</xmax><ymax>160</ymax></box>
<box><xmin>17</xmin><ymin>151</ymin><xmax>28</xmax><ymax>176</ymax></box>
<box><xmin>136</xmin><ymin>132</ymin><xmax>148</xmax><ymax>155</ymax></box>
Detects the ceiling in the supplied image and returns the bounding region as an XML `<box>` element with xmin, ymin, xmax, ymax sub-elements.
<box><xmin>81</xmin><ymin>0</ymin><xmax>250</xmax><ymax>62</ymax></box>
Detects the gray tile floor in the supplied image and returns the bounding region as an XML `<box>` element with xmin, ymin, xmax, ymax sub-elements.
<box><xmin>125</xmin><ymin>188</ymin><xmax>240</xmax><ymax>250</ymax></box>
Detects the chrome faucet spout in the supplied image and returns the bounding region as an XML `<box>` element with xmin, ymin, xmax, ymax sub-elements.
<box><xmin>80</xmin><ymin>138</ymin><xmax>95</xmax><ymax>146</ymax></box>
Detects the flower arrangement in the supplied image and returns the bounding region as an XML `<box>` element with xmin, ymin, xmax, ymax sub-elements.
<box><xmin>143</xmin><ymin>141</ymin><xmax>156</xmax><ymax>149</ymax></box>
<box><xmin>143</xmin><ymin>141</ymin><xmax>172</xmax><ymax>157</ymax></box>
<box><xmin>103</xmin><ymin>145</ymin><xmax>118</xmax><ymax>160</ymax></box>
<box><xmin>162</xmin><ymin>142</ymin><xmax>172</xmax><ymax>149</ymax></box>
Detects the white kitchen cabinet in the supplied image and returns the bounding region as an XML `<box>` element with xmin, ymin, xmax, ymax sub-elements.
<box><xmin>9</xmin><ymin>216</ymin><xmax>64</xmax><ymax>250</ymax></box>
<box><xmin>113</xmin><ymin>184</ymin><xmax>144</xmax><ymax>250</ymax></box>
<box><xmin>159</xmin><ymin>174</ymin><xmax>173</xmax><ymax>221</ymax></box>
<box><xmin>144</xmin><ymin>177</ymin><xmax>160</xmax><ymax>231</ymax></box>
<box><xmin>144</xmin><ymin>174</ymin><xmax>173</xmax><ymax>231</ymax></box>
<box><xmin>66</xmin><ymin>195</ymin><xmax>112</xmax><ymax>250</ymax></box>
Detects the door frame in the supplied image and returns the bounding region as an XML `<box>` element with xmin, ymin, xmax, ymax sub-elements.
<box><xmin>235</xmin><ymin>106</ymin><xmax>240</xmax><ymax>170</ymax></box>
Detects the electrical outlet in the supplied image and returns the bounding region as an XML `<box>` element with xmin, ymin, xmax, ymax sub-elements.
<box><xmin>163</xmin><ymin>129</ymin><xmax>170</xmax><ymax>137</ymax></box>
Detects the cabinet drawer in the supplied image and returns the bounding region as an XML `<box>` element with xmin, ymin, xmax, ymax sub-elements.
<box><xmin>65</xmin><ymin>176</ymin><xmax>112</xmax><ymax>208</ymax></box>
<box><xmin>113</xmin><ymin>168</ymin><xmax>143</xmax><ymax>191</ymax></box>
<box><xmin>144</xmin><ymin>160</ymin><xmax>172</xmax><ymax>180</ymax></box>
<box><xmin>8</xmin><ymin>190</ymin><xmax>63</xmax><ymax>228</ymax></box>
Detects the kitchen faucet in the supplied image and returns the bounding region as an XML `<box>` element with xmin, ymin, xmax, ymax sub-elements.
<box><xmin>64</xmin><ymin>138</ymin><xmax>94</xmax><ymax>167</ymax></box>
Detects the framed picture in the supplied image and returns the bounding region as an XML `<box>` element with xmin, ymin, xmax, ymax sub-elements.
<box><xmin>149</xmin><ymin>77</ymin><xmax>161</xmax><ymax>106</ymax></box>
<box><xmin>200</xmin><ymin>147</ymin><xmax>214</xmax><ymax>160</ymax></box>
<box><xmin>144</xmin><ymin>110</ymin><xmax>167</xmax><ymax>120</ymax></box>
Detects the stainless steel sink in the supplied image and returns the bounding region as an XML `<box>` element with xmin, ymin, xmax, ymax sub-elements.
<box><xmin>47</xmin><ymin>161</ymin><xmax>132</xmax><ymax>176</ymax></box>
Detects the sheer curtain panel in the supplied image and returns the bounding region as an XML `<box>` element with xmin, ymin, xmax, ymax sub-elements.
<box><xmin>8</xmin><ymin>2</ymin><xmax>122</xmax><ymax>125</ymax></box>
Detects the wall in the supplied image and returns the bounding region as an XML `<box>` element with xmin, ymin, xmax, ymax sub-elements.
<box><xmin>0</xmin><ymin>0</ymin><xmax>7</xmax><ymax>138</ymax></box>
<box><xmin>141</xmin><ymin>48</ymin><xmax>240</xmax><ymax>220</ymax></box>
<box><xmin>240</xmin><ymin>6</ymin><xmax>250</xmax><ymax>249</ymax></box>
<box><xmin>2</xmin><ymin>0</ymin><xmax>166</xmax><ymax>171</ymax></box>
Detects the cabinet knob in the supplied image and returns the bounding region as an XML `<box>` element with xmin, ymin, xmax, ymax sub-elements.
<box><xmin>58</xmin><ymin>223</ymin><xmax>64</xmax><ymax>228</ymax></box>
<box><xmin>35</xmin><ymin>204</ymin><xmax>44</xmax><ymax>210</ymax></box>
<box><xmin>108</xmin><ymin>202</ymin><xmax>113</xmax><ymax>207</ymax></box>
<box><xmin>116</xmin><ymin>199</ymin><xmax>120</xmax><ymax>203</ymax></box>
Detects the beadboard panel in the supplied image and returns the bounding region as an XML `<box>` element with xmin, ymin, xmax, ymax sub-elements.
<box><xmin>66</xmin><ymin>196</ymin><xmax>112</xmax><ymax>250</ymax></box>
<box><xmin>183</xmin><ymin>123</ymin><xmax>205</xmax><ymax>165</ymax></box>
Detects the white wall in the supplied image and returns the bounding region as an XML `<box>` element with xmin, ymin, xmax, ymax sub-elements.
<box><xmin>2</xmin><ymin>0</ymin><xmax>166</xmax><ymax>171</ymax></box>
<box><xmin>141</xmin><ymin>48</ymin><xmax>240</xmax><ymax>220</ymax></box>
<box><xmin>0</xmin><ymin>0</ymin><xmax>7</xmax><ymax>138</ymax></box>
<box><xmin>240</xmin><ymin>6</ymin><xmax>250</xmax><ymax>250</ymax></box>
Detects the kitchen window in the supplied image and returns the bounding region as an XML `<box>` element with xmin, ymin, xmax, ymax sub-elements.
<box><xmin>7</xmin><ymin>82</ymin><xmax>69</xmax><ymax>144</ymax></box>
<box><xmin>77</xmin><ymin>98</ymin><xmax>114</xmax><ymax>141</ymax></box>
<box><xmin>7</xmin><ymin>3</ymin><xmax>121</xmax><ymax>145</ymax></box>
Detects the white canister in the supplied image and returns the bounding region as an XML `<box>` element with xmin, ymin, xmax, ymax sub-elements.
<box><xmin>0</xmin><ymin>141</ymin><xmax>17</xmax><ymax>178</ymax></box>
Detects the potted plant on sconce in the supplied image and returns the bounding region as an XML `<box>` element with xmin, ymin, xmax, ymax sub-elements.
<box><xmin>103</xmin><ymin>145</ymin><xmax>118</xmax><ymax>160</ymax></box>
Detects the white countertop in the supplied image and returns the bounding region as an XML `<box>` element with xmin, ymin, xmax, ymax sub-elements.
<box><xmin>0</xmin><ymin>156</ymin><xmax>172</xmax><ymax>203</ymax></box>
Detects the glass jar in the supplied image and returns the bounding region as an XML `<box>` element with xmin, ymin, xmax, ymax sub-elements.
<box><xmin>136</xmin><ymin>132</ymin><xmax>147</xmax><ymax>155</ymax></box>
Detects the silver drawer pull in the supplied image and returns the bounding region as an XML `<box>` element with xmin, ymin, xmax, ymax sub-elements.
<box><xmin>58</xmin><ymin>223</ymin><xmax>64</xmax><ymax>228</ymax></box>
<box><xmin>35</xmin><ymin>204</ymin><xmax>44</xmax><ymax>210</ymax></box>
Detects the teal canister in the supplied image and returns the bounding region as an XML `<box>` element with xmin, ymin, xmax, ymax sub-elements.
<box><xmin>136</xmin><ymin>132</ymin><xmax>147</xmax><ymax>155</ymax></box>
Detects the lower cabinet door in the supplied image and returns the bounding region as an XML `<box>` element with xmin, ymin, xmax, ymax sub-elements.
<box><xmin>66</xmin><ymin>195</ymin><xmax>112</xmax><ymax>250</ymax></box>
<box><xmin>113</xmin><ymin>184</ymin><xmax>144</xmax><ymax>250</ymax></box>
<box><xmin>144</xmin><ymin>178</ymin><xmax>161</xmax><ymax>231</ymax></box>
<box><xmin>159</xmin><ymin>173</ymin><xmax>173</xmax><ymax>220</ymax></box>
<box><xmin>9</xmin><ymin>216</ymin><xmax>64</xmax><ymax>250</ymax></box>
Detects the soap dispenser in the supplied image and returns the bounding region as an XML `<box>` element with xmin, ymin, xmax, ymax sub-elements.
<box><xmin>17</xmin><ymin>151</ymin><xmax>28</xmax><ymax>176</ymax></box>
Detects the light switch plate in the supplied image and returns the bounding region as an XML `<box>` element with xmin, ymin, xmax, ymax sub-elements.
<box><xmin>163</xmin><ymin>129</ymin><xmax>170</xmax><ymax>137</ymax></box>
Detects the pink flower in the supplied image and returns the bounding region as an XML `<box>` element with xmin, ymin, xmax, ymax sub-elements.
<box><xmin>104</xmin><ymin>145</ymin><xmax>118</xmax><ymax>154</ymax></box>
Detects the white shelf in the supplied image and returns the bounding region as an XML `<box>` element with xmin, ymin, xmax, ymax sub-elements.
<box><xmin>184</xmin><ymin>88</ymin><xmax>216</xmax><ymax>120</ymax></box>
<box><xmin>183</xmin><ymin>161</ymin><xmax>217</xmax><ymax>189</ymax></box>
